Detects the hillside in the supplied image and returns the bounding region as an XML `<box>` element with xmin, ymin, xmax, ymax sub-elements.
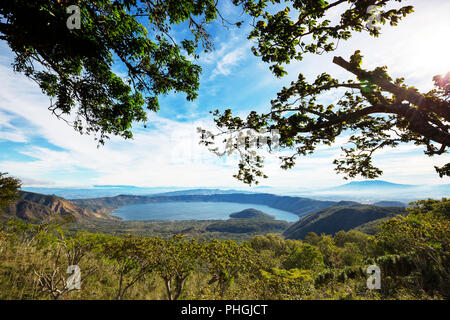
<box><xmin>229</xmin><ymin>208</ymin><xmax>274</xmax><ymax>219</ymax></box>
<box><xmin>283</xmin><ymin>205</ymin><xmax>406</xmax><ymax>239</ymax></box>
<box><xmin>0</xmin><ymin>191</ymin><xmax>104</xmax><ymax>222</ymax></box>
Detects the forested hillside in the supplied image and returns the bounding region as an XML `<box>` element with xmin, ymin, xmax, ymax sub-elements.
<box><xmin>0</xmin><ymin>199</ymin><xmax>448</xmax><ymax>300</ymax></box>
<box><xmin>284</xmin><ymin>205</ymin><xmax>406</xmax><ymax>239</ymax></box>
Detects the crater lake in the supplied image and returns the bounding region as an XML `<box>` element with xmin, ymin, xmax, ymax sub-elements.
<box><xmin>111</xmin><ymin>201</ymin><xmax>299</xmax><ymax>222</ymax></box>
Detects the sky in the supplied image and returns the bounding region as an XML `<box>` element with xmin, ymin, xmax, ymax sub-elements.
<box><xmin>0</xmin><ymin>0</ymin><xmax>449</xmax><ymax>189</ymax></box>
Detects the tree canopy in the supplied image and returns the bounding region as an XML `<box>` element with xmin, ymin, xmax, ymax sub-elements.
<box><xmin>0</xmin><ymin>0</ymin><xmax>226</xmax><ymax>144</ymax></box>
<box><xmin>199</xmin><ymin>0</ymin><xmax>449</xmax><ymax>184</ymax></box>
<box><xmin>1</xmin><ymin>1</ymin><xmax>448</xmax><ymax>183</ymax></box>
<box><xmin>0</xmin><ymin>172</ymin><xmax>21</xmax><ymax>211</ymax></box>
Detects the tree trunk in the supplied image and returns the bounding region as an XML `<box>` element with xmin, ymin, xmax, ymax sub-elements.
<box><xmin>173</xmin><ymin>275</ymin><xmax>187</xmax><ymax>300</ymax></box>
<box><xmin>117</xmin><ymin>272</ymin><xmax>124</xmax><ymax>300</ymax></box>
<box><xmin>164</xmin><ymin>278</ymin><xmax>173</xmax><ymax>300</ymax></box>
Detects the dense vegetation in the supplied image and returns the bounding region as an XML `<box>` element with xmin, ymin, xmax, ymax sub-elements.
<box><xmin>1</xmin><ymin>198</ymin><xmax>448</xmax><ymax>300</ymax></box>
<box><xmin>206</xmin><ymin>218</ymin><xmax>288</xmax><ymax>234</ymax></box>
<box><xmin>68</xmin><ymin>218</ymin><xmax>291</xmax><ymax>242</ymax></box>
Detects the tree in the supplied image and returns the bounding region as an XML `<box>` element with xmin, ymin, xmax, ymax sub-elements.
<box><xmin>249</xmin><ymin>233</ymin><xmax>289</xmax><ymax>256</ymax></box>
<box><xmin>0</xmin><ymin>172</ymin><xmax>21</xmax><ymax>211</ymax></box>
<box><xmin>101</xmin><ymin>235</ymin><xmax>156</xmax><ymax>300</ymax></box>
<box><xmin>283</xmin><ymin>243</ymin><xmax>324</xmax><ymax>271</ymax></box>
<box><xmin>0</xmin><ymin>0</ymin><xmax>236</xmax><ymax>144</ymax></box>
<box><xmin>152</xmin><ymin>235</ymin><xmax>201</xmax><ymax>300</ymax></box>
<box><xmin>334</xmin><ymin>230</ymin><xmax>369</xmax><ymax>252</ymax></box>
<box><xmin>304</xmin><ymin>231</ymin><xmax>321</xmax><ymax>246</ymax></box>
<box><xmin>200</xmin><ymin>0</ymin><xmax>449</xmax><ymax>184</ymax></box>
<box><xmin>374</xmin><ymin>199</ymin><xmax>450</xmax><ymax>297</ymax></box>
<box><xmin>316</xmin><ymin>234</ymin><xmax>343</xmax><ymax>268</ymax></box>
<box><xmin>201</xmin><ymin>239</ymin><xmax>255</xmax><ymax>297</ymax></box>
<box><xmin>33</xmin><ymin>229</ymin><xmax>99</xmax><ymax>300</ymax></box>
<box><xmin>259</xmin><ymin>267</ymin><xmax>313</xmax><ymax>299</ymax></box>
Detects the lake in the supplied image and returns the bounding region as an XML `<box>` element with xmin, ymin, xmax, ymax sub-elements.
<box><xmin>111</xmin><ymin>201</ymin><xmax>299</xmax><ymax>222</ymax></box>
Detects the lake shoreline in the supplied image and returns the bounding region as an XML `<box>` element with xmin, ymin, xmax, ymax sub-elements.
<box><xmin>110</xmin><ymin>201</ymin><xmax>300</xmax><ymax>222</ymax></box>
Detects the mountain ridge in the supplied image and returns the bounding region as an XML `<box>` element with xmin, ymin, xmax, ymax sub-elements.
<box><xmin>283</xmin><ymin>204</ymin><xmax>406</xmax><ymax>239</ymax></box>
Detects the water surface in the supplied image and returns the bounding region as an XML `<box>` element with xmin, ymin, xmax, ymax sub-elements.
<box><xmin>111</xmin><ymin>201</ymin><xmax>299</xmax><ymax>222</ymax></box>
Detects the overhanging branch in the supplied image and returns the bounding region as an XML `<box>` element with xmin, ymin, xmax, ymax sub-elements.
<box><xmin>333</xmin><ymin>56</ymin><xmax>450</xmax><ymax>122</ymax></box>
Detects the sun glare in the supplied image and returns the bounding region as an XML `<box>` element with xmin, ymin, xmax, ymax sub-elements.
<box><xmin>399</xmin><ymin>9</ymin><xmax>450</xmax><ymax>81</ymax></box>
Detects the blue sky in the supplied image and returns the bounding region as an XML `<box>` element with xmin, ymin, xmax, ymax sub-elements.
<box><xmin>0</xmin><ymin>0</ymin><xmax>449</xmax><ymax>189</ymax></box>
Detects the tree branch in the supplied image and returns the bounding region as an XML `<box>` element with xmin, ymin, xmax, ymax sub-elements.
<box><xmin>333</xmin><ymin>56</ymin><xmax>450</xmax><ymax>122</ymax></box>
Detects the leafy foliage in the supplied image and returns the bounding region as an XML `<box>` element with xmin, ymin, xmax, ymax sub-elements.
<box><xmin>200</xmin><ymin>1</ymin><xmax>449</xmax><ymax>185</ymax></box>
<box><xmin>373</xmin><ymin>198</ymin><xmax>450</xmax><ymax>297</ymax></box>
<box><xmin>0</xmin><ymin>0</ymin><xmax>228</xmax><ymax>144</ymax></box>
<box><xmin>0</xmin><ymin>172</ymin><xmax>21</xmax><ymax>211</ymax></box>
<box><xmin>235</xmin><ymin>0</ymin><xmax>413</xmax><ymax>76</ymax></box>
<box><xmin>152</xmin><ymin>235</ymin><xmax>201</xmax><ymax>300</ymax></box>
<box><xmin>283</xmin><ymin>242</ymin><xmax>324</xmax><ymax>270</ymax></box>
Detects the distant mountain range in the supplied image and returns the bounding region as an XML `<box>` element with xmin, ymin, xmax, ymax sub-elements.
<box><xmin>297</xmin><ymin>180</ymin><xmax>449</xmax><ymax>203</ymax></box>
<box><xmin>22</xmin><ymin>180</ymin><xmax>449</xmax><ymax>203</ymax></box>
<box><xmin>153</xmin><ymin>189</ymin><xmax>254</xmax><ymax>196</ymax></box>
<box><xmin>21</xmin><ymin>186</ymin><xmax>254</xmax><ymax>199</ymax></box>
<box><xmin>330</xmin><ymin>180</ymin><xmax>415</xmax><ymax>190</ymax></box>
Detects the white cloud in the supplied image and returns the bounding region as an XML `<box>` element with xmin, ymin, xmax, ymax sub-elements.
<box><xmin>211</xmin><ymin>45</ymin><xmax>247</xmax><ymax>78</ymax></box>
<box><xmin>0</xmin><ymin>131</ymin><xmax>28</xmax><ymax>143</ymax></box>
<box><xmin>0</xmin><ymin>111</ymin><xmax>28</xmax><ymax>142</ymax></box>
<box><xmin>197</xmin><ymin>31</ymin><xmax>251</xmax><ymax>80</ymax></box>
<box><xmin>0</xmin><ymin>110</ymin><xmax>14</xmax><ymax>128</ymax></box>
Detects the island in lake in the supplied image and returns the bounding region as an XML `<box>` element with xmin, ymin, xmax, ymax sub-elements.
<box><xmin>229</xmin><ymin>208</ymin><xmax>275</xmax><ymax>220</ymax></box>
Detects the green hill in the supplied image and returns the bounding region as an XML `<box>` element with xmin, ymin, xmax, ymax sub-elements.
<box><xmin>229</xmin><ymin>208</ymin><xmax>274</xmax><ymax>219</ymax></box>
<box><xmin>283</xmin><ymin>205</ymin><xmax>406</xmax><ymax>239</ymax></box>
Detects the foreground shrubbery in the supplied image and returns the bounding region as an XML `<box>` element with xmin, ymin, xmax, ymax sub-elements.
<box><xmin>0</xmin><ymin>199</ymin><xmax>448</xmax><ymax>300</ymax></box>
